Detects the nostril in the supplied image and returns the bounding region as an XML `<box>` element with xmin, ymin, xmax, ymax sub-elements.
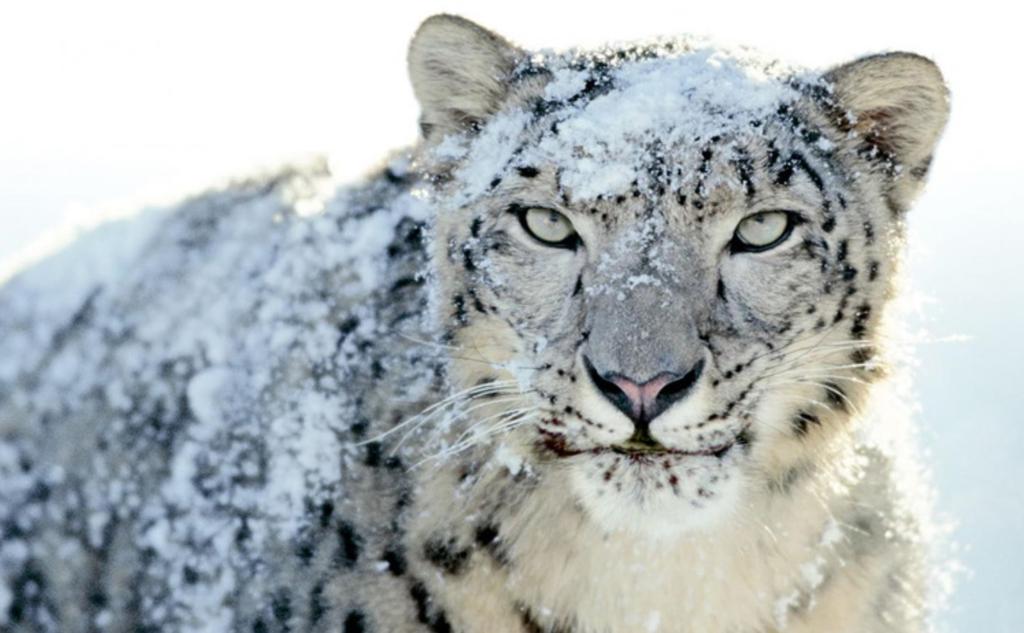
<box><xmin>652</xmin><ymin>359</ymin><xmax>705</xmax><ymax>413</ymax></box>
<box><xmin>583</xmin><ymin>356</ymin><xmax>640</xmax><ymax>421</ymax></box>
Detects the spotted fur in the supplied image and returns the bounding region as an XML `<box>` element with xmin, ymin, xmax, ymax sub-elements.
<box><xmin>0</xmin><ymin>14</ymin><xmax>948</xmax><ymax>633</ymax></box>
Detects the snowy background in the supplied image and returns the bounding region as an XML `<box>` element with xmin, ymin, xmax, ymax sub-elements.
<box><xmin>1</xmin><ymin>1</ymin><xmax>1020</xmax><ymax>630</ymax></box>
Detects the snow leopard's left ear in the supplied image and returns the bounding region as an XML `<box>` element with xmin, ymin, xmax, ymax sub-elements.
<box><xmin>824</xmin><ymin>53</ymin><xmax>950</xmax><ymax>209</ymax></box>
<box><xmin>408</xmin><ymin>14</ymin><xmax>522</xmax><ymax>140</ymax></box>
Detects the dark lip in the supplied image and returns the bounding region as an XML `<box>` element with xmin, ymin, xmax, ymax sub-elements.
<box><xmin>608</xmin><ymin>439</ymin><xmax>735</xmax><ymax>460</ymax></box>
<box><xmin>537</xmin><ymin>427</ymin><xmax>743</xmax><ymax>461</ymax></box>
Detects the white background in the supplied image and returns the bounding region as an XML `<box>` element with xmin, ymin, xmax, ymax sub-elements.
<box><xmin>1</xmin><ymin>2</ymin><xmax>1021</xmax><ymax>630</ymax></box>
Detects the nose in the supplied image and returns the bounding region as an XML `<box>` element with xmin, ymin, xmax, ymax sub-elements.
<box><xmin>584</xmin><ymin>356</ymin><xmax>705</xmax><ymax>435</ymax></box>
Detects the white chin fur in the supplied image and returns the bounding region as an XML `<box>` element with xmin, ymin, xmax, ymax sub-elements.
<box><xmin>568</xmin><ymin>450</ymin><xmax>745</xmax><ymax>540</ymax></box>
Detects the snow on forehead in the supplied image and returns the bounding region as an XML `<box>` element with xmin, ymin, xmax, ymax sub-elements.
<box><xmin>446</xmin><ymin>46</ymin><xmax>802</xmax><ymax>203</ymax></box>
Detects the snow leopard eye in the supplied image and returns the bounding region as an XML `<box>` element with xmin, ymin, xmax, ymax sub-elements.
<box><xmin>732</xmin><ymin>211</ymin><xmax>799</xmax><ymax>253</ymax></box>
<box><xmin>515</xmin><ymin>206</ymin><xmax>580</xmax><ymax>249</ymax></box>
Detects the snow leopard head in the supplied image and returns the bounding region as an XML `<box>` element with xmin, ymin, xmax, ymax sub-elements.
<box><xmin>408</xmin><ymin>15</ymin><xmax>948</xmax><ymax>537</ymax></box>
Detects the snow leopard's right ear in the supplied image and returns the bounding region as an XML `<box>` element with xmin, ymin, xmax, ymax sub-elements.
<box><xmin>408</xmin><ymin>14</ymin><xmax>522</xmax><ymax>139</ymax></box>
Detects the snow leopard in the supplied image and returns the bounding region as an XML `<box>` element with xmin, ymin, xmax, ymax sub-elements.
<box><xmin>0</xmin><ymin>13</ymin><xmax>950</xmax><ymax>633</ymax></box>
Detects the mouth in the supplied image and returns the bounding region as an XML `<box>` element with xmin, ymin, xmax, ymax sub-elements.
<box><xmin>609</xmin><ymin>438</ymin><xmax>736</xmax><ymax>460</ymax></box>
<box><xmin>537</xmin><ymin>424</ymin><xmax>747</xmax><ymax>461</ymax></box>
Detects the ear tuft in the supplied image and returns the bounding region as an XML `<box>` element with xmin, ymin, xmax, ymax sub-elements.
<box><xmin>825</xmin><ymin>53</ymin><xmax>950</xmax><ymax>206</ymax></box>
<box><xmin>408</xmin><ymin>15</ymin><xmax>521</xmax><ymax>139</ymax></box>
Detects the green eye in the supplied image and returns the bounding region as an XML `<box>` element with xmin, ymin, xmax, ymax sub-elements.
<box><xmin>515</xmin><ymin>206</ymin><xmax>580</xmax><ymax>249</ymax></box>
<box><xmin>732</xmin><ymin>211</ymin><xmax>798</xmax><ymax>253</ymax></box>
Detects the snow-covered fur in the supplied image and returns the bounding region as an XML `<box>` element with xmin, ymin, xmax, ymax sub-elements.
<box><xmin>0</xmin><ymin>14</ymin><xmax>948</xmax><ymax>633</ymax></box>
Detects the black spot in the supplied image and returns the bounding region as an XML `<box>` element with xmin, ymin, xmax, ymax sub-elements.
<box><xmin>468</xmin><ymin>288</ymin><xmax>487</xmax><ymax>314</ymax></box>
<box><xmin>489</xmin><ymin>177</ymin><xmax>502</xmax><ymax>189</ymax></box>
<box><xmin>851</xmin><ymin>303</ymin><xmax>872</xmax><ymax>338</ymax></box>
<box><xmin>88</xmin><ymin>588</ymin><xmax>108</xmax><ymax>609</ymax></box>
<box><xmin>365</xmin><ymin>442</ymin><xmax>383</xmax><ymax>467</ymax></box>
<box><xmin>474</xmin><ymin>523</ymin><xmax>510</xmax><ymax>566</ymax></box>
<box><xmin>317</xmin><ymin>501</ymin><xmax>335</xmax><ymax>528</ymax></box>
<box><xmin>868</xmin><ymin>261</ymin><xmax>880</xmax><ymax>281</ymax></box>
<box><xmin>822</xmin><ymin>216</ymin><xmax>836</xmax><ymax>233</ymax></box>
<box><xmin>474</xmin><ymin>524</ymin><xmax>499</xmax><ymax>547</ymax></box>
<box><xmin>349</xmin><ymin>419</ymin><xmax>369</xmax><ymax>437</ymax></box>
<box><xmin>338</xmin><ymin>316</ymin><xmax>360</xmax><ymax>337</ymax></box>
<box><xmin>793</xmin><ymin>411</ymin><xmax>820</xmax><ymax>436</ymax></box>
<box><xmin>717</xmin><ymin>278</ymin><xmax>727</xmax><ymax>301</ymax></box>
<box><xmin>390</xmin><ymin>276</ymin><xmax>423</xmax><ymax>292</ymax></box>
<box><xmin>462</xmin><ymin>246</ymin><xmax>476</xmax><ymax>272</ymax></box>
<box><xmin>423</xmin><ymin>537</ymin><xmax>471</xmax><ymax>575</ymax></box>
<box><xmin>517</xmin><ymin>166</ymin><xmax>540</xmax><ymax>178</ymax></box>
<box><xmin>382</xmin><ymin>546</ymin><xmax>408</xmax><ymax>576</ymax></box>
<box><xmin>7</xmin><ymin>563</ymin><xmax>53</xmax><ymax>626</ymax></box>
<box><xmin>182</xmin><ymin>565</ymin><xmax>199</xmax><ymax>584</ymax></box>
<box><xmin>409</xmin><ymin>581</ymin><xmax>453</xmax><ymax>633</ymax></box>
<box><xmin>335</xmin><ymin>521</ymin><xmax>362</xmax><ymax>568</ymax></box>
<box><xmin>470</xmin><ymin>217</ymin><xmax>484</xmax><ymax>238</ymax></box>
<box><xmin>823</xmin><ymin>382</ymin><xmax>848</xmax><ymax>412</ymax></box>
<box><xmin>453</xmin><ymin>294</ymin><xmax>468</xmax><ymax>325</ymax></box>
<box><xmin>520</xmin><ymin>607</ymin><xmax>545</xmax><ymax>633</ymax></box>
<box><xmin>863</xmin><ymin>220</ymin><xmax>875</xmax><ymax>244</ymax></box>
<box><xmin>272</xmin><ymin>590</ymin><xmax>292</xmax><ymax>626</ymax></box>
<box><xmin>774</xmin><ymin>161</ymin><xmax>795</xmax><ymax>186</ymax></box>
<box><xmin>309</xmin><ymin>583</ymin><xmax>327</xmax><ymax>625</ymax></box>
<box><xmin>850</xmin><ymin>347</ymin><xmax>874</xmax><ymax>365</ymax></box>
<box><xmin>295</xmin><ymin>538</ymin><xmax>315</xmax><ymax>565</ymax></box>
<box><xmin>236</xmin><ymin>518</ymin><xmax>253</xmax><ymax>544</ymax></box>
<box><xmin>252</xmin><ymin>619</ymin><xmax>269</xmax><ymax>633</ymax></box>
<box><xmin>732</xmin><ymin>156</ymin><xmax>756</xmax><ymax>198</ymax></box>
<box><xmin>836</xmin><ymin>240</ymin><xmax>848</xmax><ymax>262</ymax></box>
<box><xmin>343</xmin><ymin>610</ymin><xmax>367</xmax><ymax>633</ymax></box>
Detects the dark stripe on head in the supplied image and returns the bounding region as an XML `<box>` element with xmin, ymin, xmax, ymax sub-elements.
<box><xmin>731</xmin><ymin>153</ymin><xmax>756</xmax><ymax>198</ymax></box>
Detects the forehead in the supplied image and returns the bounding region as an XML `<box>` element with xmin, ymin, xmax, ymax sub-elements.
<box><xmin>444</xmin><ymin>44</ymin><xmax>816</xmax><ymax>205</ymax></box>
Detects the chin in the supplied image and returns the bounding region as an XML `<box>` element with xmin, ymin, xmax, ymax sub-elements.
<box><xmin>567</xmin><ymin>447</ymin><xmax>748</xmax><ymax>539</ymax></box>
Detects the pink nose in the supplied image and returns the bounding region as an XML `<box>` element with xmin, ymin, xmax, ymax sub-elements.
<box><xmin>584</xmin><ymin>357</ymin><xmax>705</xmax><ymax>427</ymax></box>
<box><xmin>608</xmin><ymin>374</ymin><xmax>678</xmax><ymax>421</ymax></box>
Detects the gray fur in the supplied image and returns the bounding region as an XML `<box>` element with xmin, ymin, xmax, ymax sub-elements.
<box><xmin>0</xmin><ymin>15</ymin><xmax>949</xmax><ymax>633</ymax></box>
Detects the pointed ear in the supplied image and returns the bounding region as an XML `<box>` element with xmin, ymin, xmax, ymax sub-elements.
<box><xmin>408</xmin><ymin>14</ymin><xmax>522</xmax><ymax>140</ymax></box>
<box><xmin>824</xmin><ymin>53</ymin><xmax>950</xmax><ymax>208</ymax></box>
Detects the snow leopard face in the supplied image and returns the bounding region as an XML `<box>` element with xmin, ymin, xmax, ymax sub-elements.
<box><xmin>410</xmin><ymin>16</ymin><xmax>948</xmax><ymax>537</ymax></box>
